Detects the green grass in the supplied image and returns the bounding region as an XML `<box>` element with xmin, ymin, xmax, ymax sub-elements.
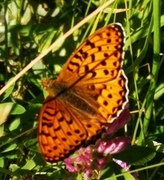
<box><xmin>0</xmin><ymin>0</ymin><xmax>164</xmax><ymax>179</ymax></box>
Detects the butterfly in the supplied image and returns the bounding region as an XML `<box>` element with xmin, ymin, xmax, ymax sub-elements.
<box><xmin>38</xmin><ymin>23</ymin><xmax>129</xmax><ymax>163</ymax></box>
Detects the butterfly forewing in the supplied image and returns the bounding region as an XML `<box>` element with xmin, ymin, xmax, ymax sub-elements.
<box><xmin>39</xmin><ymin>96</ymin><xmax>105</xmax><ymax>162</ymax></box>
<box><xmin>58</xmin><ymin>23</ymin><xmax>125</xmax><ymax>84</ymax></box>
<box><xmin>38</xmin><ymin>23</ymin><xmax>129</xmax><ymax>163</ymax></box>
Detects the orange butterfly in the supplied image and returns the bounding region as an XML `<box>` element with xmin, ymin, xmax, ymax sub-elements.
<box><xmin>38</xmin><ymin>23</ymin><xmax>129</xmax><ymax>163</ymax></box>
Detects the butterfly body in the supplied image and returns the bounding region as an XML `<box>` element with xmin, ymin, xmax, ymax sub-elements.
<box><xmin>42</xmin><ymin>80</ymin><xmax>98</xmax><ymax>118</ymax></box>
<box><xmin>38</xmin><ymin>23</ymin><xmax>129</xmax><ymax>162</ymax></box>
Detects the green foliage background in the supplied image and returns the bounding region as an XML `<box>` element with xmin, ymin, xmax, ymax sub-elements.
<box><xmin>0</xmin><ymin>0</ymin><xmax>164</xmax><ymax>179</ymax></box>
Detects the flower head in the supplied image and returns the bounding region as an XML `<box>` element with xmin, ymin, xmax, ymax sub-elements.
<box><xmin>65</xmin><ymin>108</ymin><xmax>131</xmax><ymax>179</ymax></box>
